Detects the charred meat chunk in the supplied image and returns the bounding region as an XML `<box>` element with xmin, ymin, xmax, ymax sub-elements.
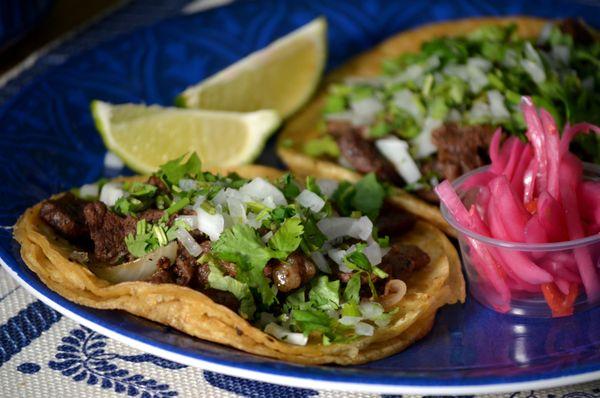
<box><xmin>147</xmin><ymin>175</ymin><xmax>170</xmax><ymax>194</ymax></box>
<box><xmin>39</xmin><ymin>192</ymin><xmax>89</xmax><ymax>241</ymax></box>
<box><xmin>202</xmin><ymin>288</ymin><xmax>240</xmax><ymax>313</ymax></box>
<box><xmin>173</xmin><ymin>243</ymin><xmax>197</xmax><ymax>286</ymax></box>
<box><xmin>379</xmin><ymin>243</ymin><xmax>430</xmax><ymax>280</ymax></box>
<box><xmin>271</xmin><ymin>252</ymin><xmax>316</xmax><ymax>292</ymax></box>
<box><xmin>376</xmin><ymin>207</ymin><xmax>416</xmax><ymax>238</ymax></box>
<box><xmin>149</xmin><ymin>256</ymin><xmax>174</xmax><ymax>284</ymax></box>
<box><xmin>327</xmin><ymin>121</ymin><xmax>401</xmax><ymax>183</ymax></box>
<box><xmin>83</xmin><ymin>201</ymin><xmax>137</xmax><ymax>264</ymax></box>
<box><xmin>559</xmin><ymin>18</ymin><xmax>597</xmax><ymax>44</ymax></box>
<box><xmin>432</xmin><ymin>123</ymin><xmax>497</xmax><ymax>181</ymax></box>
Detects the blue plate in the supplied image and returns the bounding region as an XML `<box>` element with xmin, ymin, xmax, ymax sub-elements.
<box><xmin>2</xmin><ymin>0</ymin><xmax>600</xmax><ymax>394</ymax></box>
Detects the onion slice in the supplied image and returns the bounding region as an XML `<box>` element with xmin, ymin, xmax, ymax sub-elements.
<box><xmin>264</xmin><ymin>323</ymin><xmax>308</xmax><ymax>346</ymax></box>
<box><xmin>90</xmin><ymin>242</ymin><xmax>177</xmax><ymax>283</ymax></box>
<box><xmin>380</xmin><ymin>279</ymin><xmax>407</xmax><ymax>310</ymax></box>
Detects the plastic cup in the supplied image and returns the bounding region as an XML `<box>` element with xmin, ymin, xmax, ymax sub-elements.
<box><xmin>440</xmin><ymin>163</ymin><xmax>600</xmax><ymax>318</ymax></box>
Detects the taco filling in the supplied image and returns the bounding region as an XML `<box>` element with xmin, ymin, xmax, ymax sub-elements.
<box><xmin>35</xmin><ymin>154</ymin><xmax>438</xmax><ymax>345</ymax></box>
<box><xmin>304</xmin><ymin>19</ymin><xmax>599</xmax><ymax>201</ymax></box>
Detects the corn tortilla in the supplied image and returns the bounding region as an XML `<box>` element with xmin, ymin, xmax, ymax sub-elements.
<box><xmin>277</xmin><ymin>16</ymin><xmax>548</xmax><ymax>238</ymax></box>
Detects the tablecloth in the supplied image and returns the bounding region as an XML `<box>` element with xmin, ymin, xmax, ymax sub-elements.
<box><xmin>1</xmin><ymin>0</ymin><xmax>599</xmax><ymax>396</ymax></box>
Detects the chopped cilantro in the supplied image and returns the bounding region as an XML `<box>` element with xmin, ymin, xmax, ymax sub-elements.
<box><xmin>268</xmin><ymin>217</ymin><xmax>304</xmax><ymax>259</ymax></box>
<box><xmin>123</xmin><ymin>182</ymin><xmax>157</xmax><ymax>197</ymax></box>
<box><xmin>166</xmin><ymin>197</ymin><xmax>190</xmax><ymax>216</ymax></box>
<box><xmin>278</xmin><ymin>173</ymin><xmax>301</xmax><ymax>201</ymax></box>
<box><xmin>305</xmin><ymin>176</ymin><xmax>322</xmax><ymax>196</ymax></box>
<box><xmin>352</xmin><ymin>173</ymin><xmax>385</xmax><ymax>219</ymax></box>
<box><xmin>303</xmin><ymin>136</ymin><xmax>340</xmax><ymax>158</ymax></box>
<box><xmin>207</xmin><ymin>263</ymin><xmax>256</xmax><ymax>319</ymax></box>
<box><xmin>308</xmin><ymin>276</ymin><xmax>340</xmax><ymax>311</ymax></box>
<box><xmin>157</xmin><ymin>153</ymin><xmax>202</xmax><ymax>186</ymax></box>
<box><xmin>343</xmin><ymin>273</ymin><xmax>361</xmax><ymax>304</ymax></box>
<box><xmin>212</xmin><ymin>225</ymin><xmax>275</xmax><ymax>305</ymax></box>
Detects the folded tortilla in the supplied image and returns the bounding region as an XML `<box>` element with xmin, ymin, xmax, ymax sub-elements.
<box><xmin>14</xmin><ymin>164</ymin><xmax>464</xmax><ymax>365</ymax></box>
<box><xmin>277</xmin><ymin>16</ymin><xmax>547</xmax><ymax>238</ymax></box>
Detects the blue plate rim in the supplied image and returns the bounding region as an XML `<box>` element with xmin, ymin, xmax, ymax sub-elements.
<box><xmin>3</xmin><ymin>253</ymin><xmax>600</xmax><ymax>394</ymax></box>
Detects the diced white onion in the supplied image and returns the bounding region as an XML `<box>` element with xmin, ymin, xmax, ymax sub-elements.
<box><xmin>310</xmin><ymin>252</ymin><xmax>331</xmax><ymax>274</ymax></box>
<box><xmin>103</xmin><ymin>151</ymin><xmax>124</xmax><ymax>171</ymax></box>
<box><xmin>446</xmin><ymin>109</ymin><xmax>461</xmax><ymax>122</ymax></box>
<box><xmin>392</xmin><ymin>89</ymin><xmax>423</xmax><ymax>122</ymax></box>
<box><xmin>240</xmin><ymin>178</ymin><xmax>287</xmax><ymax>207</ymax></box>
<box><xmin>175</xmin><ymin>228</ymin><xmax>203</xmax><ymax>257</ymax></box>
<box><xmin>412</xmin><ymin>117</ymin><xmax>442</xmax><ymax>159</ymax></box>
<box><xmin>192</xmin><ymin>195</ymin><xmax>206</xmax><ymax>208</ymax></box>
<box><xmin>196</xmin><ymin>207</ymin><xmax>224</xmax><ymax>241</ymax></box>
<box><xmin>390</xmin><ymin>63</ymin><xmax>424</xmax><ymax>84</ymax></box>
<box><xmin>487</xmin><ymin>90</ymin><xmax>510</xmax><ymax>121</ymax></box>
<box><xmin>317</xmin><ymin>216</ymin><xmax>373</xmax><ymax>241</ymax></box>
<box><xmin>227</xmin><ymin>197</ymin><xmax>247</xmax><ymax>223</ymax></box>
<box><xmin>350</xmin><ymin>97</ymin><xmax>384</xmax><ymax>126</ymax></box>
<box><xmin>91</xmin><ymin>242</ymin><xmax>177</xmax><ymax>283</ymax></box>
<box><xmin>263</xmin><ymin>196</ymin><xmax>276</xmax><ymax>209</ymax></box>
<box><xmin>264</xmin><ymin>323</ymin><xmax>308</xmax><ymax>346</ymax></box>
<box><xmin>99</xmin><ymin>182</ymin><xmax>126</xmax><ymax>207</ymax></box>
<box><xmin>521</xmin><ymin>43</ymin><xmax>545</xmax><ymax>83</ymax></box>
<box><xmin>466</xmin><ymin>58</ymin><xmax>489</xmax><ymax>93</ymax></box>
<box><xmin>375</xmin><ymin>137</ymin><xmax>422</xmax><ymax>184</ymax></box>
<box><xmin>261</xmin><ymin>231</ymin><xmax>273</xmax><ymax>243</ymax></box>
<box><xmin>363</xmin><ymin>241</ymin><xmax>383</xmax><ymax>266</ymax></box>
<box><xmin>245</xmin><ymin>213</ymin><xmax>262</xmax><ymax>229</ymax></box>
<box><xmin>339</xmin><ymin>316</ymin><xmax>362</xmax><ymax>326</ymax></box>
<box><xmin>175</xmin><ymin>215</ymin><xmax>198</xmax><ymax>229</ymax></box>
<box><xmin>316</xmin><ymin>179</ymin><xmax>339</xmax><ymax>198</ymax></box>
<box><xmin>360</xmin><ymin>301</ymin><xmax>384</xmax><ymax>320</ymax></box>
<box><xmin>380</xmin><ymin>279</ymin><xmax>408</xmax><ymax>310</ymax></box>
<box><xmin>80</xmin><ymin>183</ymin><xmax>99</xmax><ymax>198</ymax></box>
<box><xmin>178</xmin><ymin>178</ymin><xmax>198</xmax><ymax>192</ymax></box>
<box><xmin>212</xmin><ymin>190</ymin><xmax>228</xmax><ymax>206</ymax></box>
<box><xmin>467</xmin><ymin>100</ymin><xmax>492</xmax><ymax>121</ymax></box>
<box><xmin>521</xmin><ymin>59</ymin><xmax>546</xmax><ymax>84</ymax></box>
<box><xmin>551</xmin><ymin>44</ymin><xmax>570</xmax><ymax>64</ymax></box>
<box><xmin>355</xmin><ymin>322</ymin><xmax>374</xmax><ymax>336</ymax></box>
<box><xmin>296</xmin><ymin>190</ymin><xmax>325</xmax><ymax>213</ymax></box>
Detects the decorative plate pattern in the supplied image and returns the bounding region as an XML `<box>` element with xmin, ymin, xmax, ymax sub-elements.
<box><xmin>1</xmin><ymin>0</ymin><xmax>600</xmax><ymax>394</ymax></box>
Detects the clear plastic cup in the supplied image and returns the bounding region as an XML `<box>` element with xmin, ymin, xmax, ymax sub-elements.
<box><xmin>440</xmin><ymin>163</ymin><xmax>600</xmax><ymax>318</ymax></box>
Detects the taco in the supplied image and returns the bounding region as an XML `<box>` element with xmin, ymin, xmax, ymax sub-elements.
<box><xmin>277</xmin><ymin>17</ymin><xmax>599</xmax><ymax>236</ymax></box>
<box><xmin>14</xmin><ymin>154</ymin><xmax>464</xmax><ymax>365</ymax></box>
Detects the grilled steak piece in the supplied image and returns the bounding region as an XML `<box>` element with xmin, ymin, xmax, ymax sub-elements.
<box><xmin>432</xmin><ymin>122</ymin><xmax>497</xmax><ymax>181</ymax></box>
<box><xmin>39</xmin><ymin>192</ymin><xmax>89</xmax><ymax>241</ymax></box>
<box><xmin>202</xmin><ymin>288</ymin><xmax>240</xmax><ymax>313</ymax></box>
<box><xmin>173</xmin><ymin>243</ymin><xmax>197</xmax><ymax>286</ymax></box>
<box><xmin>147</xmin><ymin>175</ymin><xmax>170</xmax><ymax>194</ymax></box>
<box><xmin>83</xmin><ymin>201</ymin><xmax>137</xmax><ymax>264</ymax></box>
<box><xmin>379</xmin><ymin>243</ymin><xmax>430</xmax><ymax>280</ymax></box>
<box><xmin>327</xmin><ymin>121</ymin><xmax>401</xmax><ymax>183</ymax></box>
<box><xmin>559</xmin><ymin>18</ymin><xmax>596</xmax><ymax>44</ymax></box>
<box><xmin>149</xmin><ymin>257</ymin><xmax>174</xmax><ymax>284</ymax></box>
<box><xmin>271</xmin><ymin>252</ymin><xmax>316</xmax><ymax>292</ymax></box>
<box><xmin>376</xmin><ymin>207</ymin><xmax>416</xmax><ymax>237</ymax></box>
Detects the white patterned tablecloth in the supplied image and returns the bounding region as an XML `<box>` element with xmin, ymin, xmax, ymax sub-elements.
<box><xmin>1</xmin><ymin>0</ymin><xmax>600</xmax><ymax>397</ymax></box>
<box><xmin>1</xmin><ymin>268</ymin><xmax>600</xmax><ymax>398</ymax></box>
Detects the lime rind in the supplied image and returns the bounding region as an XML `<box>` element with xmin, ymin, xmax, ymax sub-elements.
<box><xmin>90</xmin><ymin>100</ymin><xmax>281</xmax><ymax>174</ymax></box>
<box><xmin>177</xmin><ymin>17</ymin><xmax>327</xmax><ymax>119</ymax></box>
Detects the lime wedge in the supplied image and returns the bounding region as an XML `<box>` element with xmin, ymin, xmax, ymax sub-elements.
<box><xmin>91</xmin><ymin>100</ymin><xmax>280</xmax><ymax>174</ymax></box>
<box><xmin>176</xmin><ymin>17</ymin><xmax>327</xmax><ymax>119</ymax></box>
